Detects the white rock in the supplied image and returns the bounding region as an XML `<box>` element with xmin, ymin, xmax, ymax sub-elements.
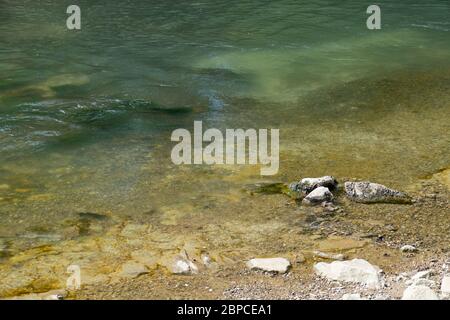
<box><xmin>172</xmin><ymin>257</ymin><xmax>198</xmax><ymax>275</ymax></box>
<box><xmin>342</xmin><ymin>293</ymin><xmax>362</xmax><ymax>300</ymax></box>
<box><xmin>119</xmin><ymin>262</ymin><xmax>148</xmax><ymax>278</ymax></box>
<box><xmin>441</xmin><ymin>276</ymin><xmax>450</xmax><ymax>297</ymax></box>
<box><xmin>246</xmin><ymin>258</ymin><xmax>291</xmax><ymax>273</ymax></box>
<box><xmin>314</xmin><ymin>258</ymin><xmax>381</xmax><ymax>288</ymax></box>
<box><xmin>400</xmin><ymin>245</ymin><xmax>417</xmax><ymax>252</ymax></box>
<box><xmin>344</xmin><ymin>181</ymin><xmax>411</xmax><ymax>204</ymax></box>
<box><xmin>302</xmin><ymin>187</ymin><xmax>333</xmax><ymax>205</ymax></box>
<box><xmin>402</xmin><ymin>285</ymin><xmax>439</xmax><ymax>300</ymax></box>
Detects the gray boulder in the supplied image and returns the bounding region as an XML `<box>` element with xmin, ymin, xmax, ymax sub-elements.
<box><xmin>344</xmin><ymin>181</ymin><xmax>411</xmax><ymax>204</ymax></box>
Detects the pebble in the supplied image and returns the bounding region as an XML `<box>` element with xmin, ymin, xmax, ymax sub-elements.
<box><xmin>400</xmin><ymin>245</ymin><xmax>417</xmax><ymax>253</ymax></box>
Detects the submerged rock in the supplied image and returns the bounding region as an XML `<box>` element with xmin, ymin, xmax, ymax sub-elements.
<box><xmin>172</xmin><ymin>257</ymin><xmax>198</xmax><ymax>275</ymax></box>
<box><xmin>314</xmin><ymin>258</ymin><xmax>381</xmax><ymax>288</ymax></box>
<box><xmin>344</xmin><ymin>181</ymin><xmax>411</xmax><ymax>204</ymax></box>
<box><xmin>402</xmin><ymin>285</ymin><xmax>439</xmax><ymax>300</ymax></box>
<box><xmin>119</xmin><ymin>262</ymin><xmax>148</xmax><ymax>278</ymax></box>
<box><xmin>289</xmin><ymin>176</ymin><xmax>338</xmax><ymax>197</ymax></box>
<box><xmin>246</xmin><ymin>258</ymin><xmax>291</xmax><ymax>273</ymax></box>
<box><xmin>302</xmin><ymin>187</ymin><xmax>333</xmax><ymax>205</ymax></box>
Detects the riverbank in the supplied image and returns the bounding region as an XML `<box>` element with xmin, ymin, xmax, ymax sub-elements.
<box><xmin>2</xmin><ymin>168</ymin><xmax>448</xmax><ymax>300</ymax></box>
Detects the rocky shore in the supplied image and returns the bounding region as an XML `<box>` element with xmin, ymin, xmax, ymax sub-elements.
<box><xmin>1</xmin><ymin>169</ymin><xmax>449</xmax><ymax>300</ymax></box>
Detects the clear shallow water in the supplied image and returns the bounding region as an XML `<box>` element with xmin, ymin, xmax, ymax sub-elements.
<box><xmin>0</xmin><ymin>0</ymin><xmax>449</xmax><ymax>287</ymax></box>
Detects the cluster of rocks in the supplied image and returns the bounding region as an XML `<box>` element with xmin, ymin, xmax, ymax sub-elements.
<box><xmin>159</xmin><ymin>176</ymin><xmax>419</xmax><ymax>298</ymax></box>
<box><xmin>118</xmin><ymin>249</ymin><xmax>213</xmax><ymax>279</ymax></box>
<box><xmin>244</xmin><ymin>255</ymin><xmax>450</xmax><ymax>300</ymax></box>
<box><xmin>399</xmin><ymin>269</ymin><xmax>450</xmax><ymax>300</ymax></box>
<box><xmin>288</xmin><ymin>175</ymin><xmax>411</xmax><ymax>205</ymax></box>
<box><xmin>289</xmin><ymin>176</ymin><xmax>338</xmax><ymax>205</ymax></box>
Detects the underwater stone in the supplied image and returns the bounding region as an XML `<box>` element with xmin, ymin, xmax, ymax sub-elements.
<box><xmin>344</xmin><ymin>181</ymin><xmax>411</xmax><ymax>204</ymax></box>
<box><xmin>172</xmin><ymin>257</ymin><xmax>198</xmax><ymax>275</ymax></box>
<box><xmin>302</xmin><ymin>187</ymin><xmax>333</xmax><ymax>206</ymax></box>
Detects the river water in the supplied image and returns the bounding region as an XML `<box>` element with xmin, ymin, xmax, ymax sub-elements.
<box><xmin>0</xmin><ymin>0</ymin><xmax>449</xmax><ymax>296</ymax></box>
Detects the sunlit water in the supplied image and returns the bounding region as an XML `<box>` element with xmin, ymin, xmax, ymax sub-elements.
<box><xmin>0</xmin><ymin>0</ymin><xmax>449</xmax><ymax>296</ymax></box>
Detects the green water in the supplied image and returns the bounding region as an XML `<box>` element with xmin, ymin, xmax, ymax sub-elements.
<box><xmin>0</xmin><ymin>1</ymin><xmax>449</xmax><ymax>294</ymax></box>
